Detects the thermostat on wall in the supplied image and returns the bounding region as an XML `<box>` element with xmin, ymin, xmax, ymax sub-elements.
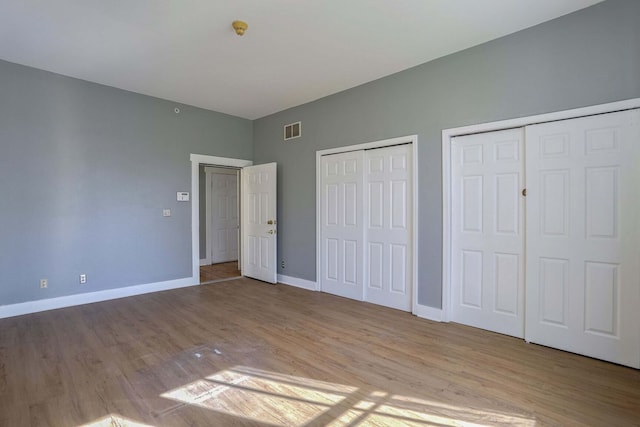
<box><xmin>177</xmin><ymin>192</ymin><xmax>190</xmax><ymax>201</ymax></box>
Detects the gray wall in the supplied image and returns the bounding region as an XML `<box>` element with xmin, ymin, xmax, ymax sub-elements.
<box><xmin>0</xmin><ymin>60</ymin><xmax>252</xmax><ymax>305</ymax></box>
<box><xmin>253</xmin><ymin>0</ymin><xmax>640</xmax><ymax>308</ymax></box>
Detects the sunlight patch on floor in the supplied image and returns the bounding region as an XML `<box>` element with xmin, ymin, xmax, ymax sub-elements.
<box><xmin>161</xmin><ymin>366</ymin><xmax>537</xmax><ymax>426</ymax></box>
<box><xmin>326</xmin><ymin>392</ymin><xmax>535</xmax><ymax>427</ymax></box>
<box><xmin>78</xmin><ymin>414</ymin><xmax>154</xmax><ymax>427</ymax></box>
<box><xmin>161</xmin><ymin>366</ymin><xmax>356</xmax><ymax>425</ymax></box>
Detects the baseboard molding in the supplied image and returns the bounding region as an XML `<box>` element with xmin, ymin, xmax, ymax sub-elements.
<box><xmin>199</xmin><ymin>258</ymin><xmax>210</xmax><ymax>266</ymax></box>
<box><xmin>0</xmin><ymin>277</ymin><xmax>197</xmax><ymax>319</ymax></box>
<box><xmin>413</xmin><ymin>304</ymin><xmax>443</xmax><ymax>322</ymax></box>
<box><xmin>277</xmin><ymin>274</ymin><xmax>317</xmax><ymax>291</ymax></box>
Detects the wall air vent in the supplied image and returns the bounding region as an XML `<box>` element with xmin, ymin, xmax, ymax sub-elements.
<box><xmin>284</xmin><ymin>121</ymin><xmax>301</xmax><ymax>140</ymax></box>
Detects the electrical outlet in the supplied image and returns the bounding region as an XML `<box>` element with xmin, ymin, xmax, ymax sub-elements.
<box><xmin>79</xmin><ymin>274</ymin><xmax>87</xmax><ymax>284</ymax></box>
<box><xmin>163</xmin><ymin>209</ymin><xmax>171</xmax><ymax>217</ymax></box>
<box><xmin>40</xmin><ymin>279</ymin><xmax>48</xmax><ymax>289</ymax></box>
<box><xmin>280</xmin><ymin>260</ymin><xmax>285</xmax><ymax>269</ymax></box>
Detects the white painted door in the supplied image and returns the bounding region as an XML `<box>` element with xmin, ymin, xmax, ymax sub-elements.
<box><xmin>242</xmin><ymin>163</ymin><xmax>277</xmax><ymax>284</ymax></box>
<box><xmin>525</xmin><ymin>109</ymin><xmax>640</xmax><ymax>368</ymax></box>
<box><xmin>320</xmin><ymin>151</ymin><xmax>365</xmax><ymax>300</ymax></box>
<box><xmin>364</xmin><ymin>144</ymin><xmax>413</xmax><ymax>311</ymax></box>
<box><xmin>210</xmin><ymin>171</ymin><xmax>239</xmax><ymax>264</ymax></box>
<box><xmin>450</xmin><ymin>128</ymin><xmax>525</xmax><ymax>338</ymax></box>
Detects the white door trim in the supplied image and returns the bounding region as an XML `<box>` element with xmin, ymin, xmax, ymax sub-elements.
<box><xmin>316</xmin><ymin>135</ymin><xmax>419</xmax><ymax>313</ymax></box>
<box><xmin>190</xmin><ymin>154</ymin><xmax>252</xmax><ymax>284</ymax></box>
<box><xmin>442</xmin><ymin>98</ymin><xmax>640</xmax><ymax>322</ymax></box>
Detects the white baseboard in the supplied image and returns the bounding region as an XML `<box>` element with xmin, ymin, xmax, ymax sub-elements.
<box><xmin>0</xmin><ymin>277</ymin><xmax>197</xmax><ymax>319</ymax></box>
<box><xmin>413</xmin><ymin>304</ymin><xmax>443</xmax><ymax>322</ymax></box>
<box><xmin>277</xmin><ymin>274</ymin><xmax>317</xmax><ymax>291</ymax></box>
<box><xmin>199</xmin><ymin>258</ymin><xmax>210</xmax><ymax>266</ymax></box>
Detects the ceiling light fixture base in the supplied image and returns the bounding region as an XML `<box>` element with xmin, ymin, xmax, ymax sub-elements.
<box><xmin>232</xmin><ymin>20</ymin><xmax>248</xmax><ymax>36</ymax></box>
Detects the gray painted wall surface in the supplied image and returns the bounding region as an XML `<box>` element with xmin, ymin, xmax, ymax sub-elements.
<box><xmin>0</xmin><ymin>60</ymin><xmax>252</xmax><ymax>305</ymax></box>
<box><xmin>253</xmin><ymin>0</ymin><xmax>640</xmax><ymax>308</ymax></box>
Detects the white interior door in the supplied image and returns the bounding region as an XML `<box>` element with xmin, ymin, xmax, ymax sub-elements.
<box><xmin>364</xmin><ymin>144</ymin><xmax>412</xmax><ymax>311</ymax></box>
<box><xmin>450</xmin><ymin>128</ymin><xmax>525</xmax><ymax>338</ymax></box>
<box><xmin>209</xmin><ymin>169</ymin><xmax>239</xmax><ymax>264</ymax></box>
<box><xmin>320</xmin><ymin>151</ymin><xmax>365</xmax><ymax>300</ymax></box>
<box><xmin>242</xmin><ymin>163</ymin><xmax>277</xmax><ymax>284</ymax></box>
<box><xmin>525</xmin><ymin>109</ymin><xmax>640</xmax><ymax>368</ymax></box>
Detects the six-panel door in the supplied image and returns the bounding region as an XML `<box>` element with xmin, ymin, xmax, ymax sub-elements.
<box><xmin>450</xmin><ymin>129</ymin><xmax>525</xmax><ymax>338</ymax></box>
<box><xmin>448</xmin><ymin>109</ymin><xmax>640</xmax><ymax>368</ymax></box>
<box><xmin>242</xmin><ymin>163</ymin><xmax>277</xmax><ymax>284</ymax></box>
<box><xmin>525</xmin><ymin>109</ymin><xmax>640</xmax><ymax>368</ymax></box>
<box><xmin>364</xmin><ymin>144</ymin><xmax>413</xmax><ymax>311</ymax></box>
<box><xmin>210</xmin><ymin>171</ymin><xmax>239</xmax><ymax>264</ymax></box>
<box><xmin>320</xmin><ymin>151</ymin><xmax>365</xmax><ymax>300</ymax></box>
<box><xmin>320</xmin><ymin>144</ymin><xmax>414</xmax><ymax>311</ymax></box>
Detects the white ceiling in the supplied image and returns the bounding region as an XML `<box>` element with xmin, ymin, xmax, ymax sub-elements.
<box><xmin>0</xmin><ymin>0</ymin><xmax>603</xmax><ymax>119</ymax></box>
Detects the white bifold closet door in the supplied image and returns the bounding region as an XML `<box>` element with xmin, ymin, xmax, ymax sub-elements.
<box><xmin>450</xmin><ymin>128</ymin><xmax>525</xmax><ymax>338</ymax></box>
<box><xmin>320</xmin><ymin>151</ymin><xmax>365</xmax><ymax>301</ymax></box>
<box><xmin>449</xmin><ymin>109</ymin><xmax>640</xmax><ymax>368</ymax></box>
<box><xmin>320</xmin><ymin>144</ymin><xmax>413</xmax><ymax>311</ymax></box>
<box><xmin>525</xmin><ymin>109</ymin><xmax>640</xmax><ymax>368</ymax></box>
<box><xmin>364</xmin><ymin>144</ymin><xmax>413</xmax><ymax>311</ymax></box>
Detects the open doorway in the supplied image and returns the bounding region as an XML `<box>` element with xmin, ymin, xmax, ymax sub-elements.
<box><xmin>190</xmin><ymin>154</ymin><xmax>252</xmax><ymax>284</ymax></box>
<box><xmin>200</xmin><ymin>261</ymin><xmax>240</xmax><ymax>283</ymax></box>
<box><xmin>190</xmin><ymin>153</ymin><xmax>278</xmax><ymax>286</ymax></box>
<box><xmin>199</xmin><ymin>165</ymin><xmax>241</xmax><ymax>283</ymax></box>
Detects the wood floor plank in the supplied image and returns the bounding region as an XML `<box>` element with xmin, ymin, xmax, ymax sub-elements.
<box><xmin>0</xmin><ymin>278</ymin><xmax>639</xmax><ymax>426</ymax></box>
<box><xmin>200</xmin><ymin>262</ymin><xmax>241</xmax><ymax>283</ymax></box>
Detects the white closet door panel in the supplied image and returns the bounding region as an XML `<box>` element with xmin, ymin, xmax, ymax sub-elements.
<box><xmin>525</xmin><ymin>109</ymin><xmax>640</xmax><ymax>368</ymax></box>
<box><xmin>451</xmin><ymin>129</ymin><xmax>525</xmax><ymax>338</ymax></box>
<box><xmin>320</xmin><ymin>151</ymin><xmax>365</xmax><ymax>300</ymax></box>
<box><xmin>364</xmin><ymin>144</ymin><xmax>412</xmax><ymax>311</ymax></box>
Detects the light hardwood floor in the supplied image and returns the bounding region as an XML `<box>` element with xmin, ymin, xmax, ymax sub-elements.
<box><xmin>0</xmin><ymin>278</ymin><xmax>638</xmax><ymax>426</ymax></box>
<box><xmin>200</xmin><ymin>262</ymin><xmax>241</xmax><ymax>283</ymax></box>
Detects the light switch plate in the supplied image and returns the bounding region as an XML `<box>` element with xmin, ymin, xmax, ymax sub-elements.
<box><xmin>177</xmin><ymin>191</ymin><xmax>190</xmax><ymax>201</ymax></box>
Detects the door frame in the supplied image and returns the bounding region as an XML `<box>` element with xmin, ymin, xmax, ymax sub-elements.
<box><xmin>190</xmin><ymin>154</ymin><xmax>252</xmax><ymax>284</ymax></box>
<box><xmin>204</xmin><ymin>166</ymin><xmax>240</xmax><ymax>265</ymax></box>
<box><xmin>315</xmin><ymin>135</ymin><xmax>419</xmax><ymax>313</ymax></box>
<box><xmin>441</xmin><ymin>98</ymin><xmax>640</xmax><ymax>322</ymax></box>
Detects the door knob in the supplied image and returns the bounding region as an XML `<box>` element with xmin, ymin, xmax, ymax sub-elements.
<box><xmin>267</xmin><ymin>230</ymin><xmax>276</xmax><ymax>234</ymax></box>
